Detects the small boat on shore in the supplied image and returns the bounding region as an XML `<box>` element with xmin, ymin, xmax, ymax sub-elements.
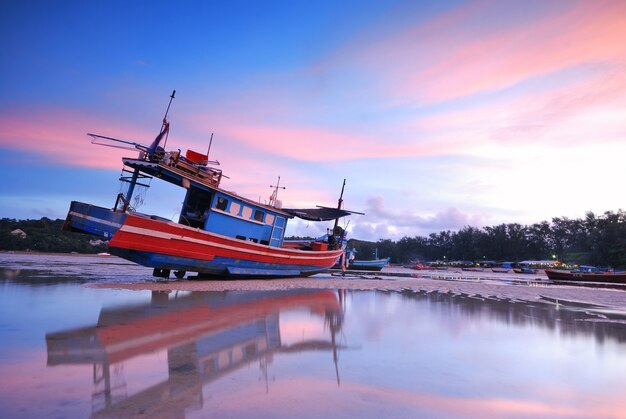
<box><xmin>491</xmin><ymin>268</ymin><xmax>510</xmax><ymax>273</ymax></box>
<box><xmin>342</xmin><ymin>248</ymin><xmax>389</xmax><ymax>271</ymax></box>
<box><xmin>513</xmin><ymin>268</ymin><xmax>538</xmax><ymax>274</ymax></box>
<box><xmin>64</xmin><ymin>91</ymin><xmax>361</xmax><ymax>279</ymax></box>
<box><xmin>347</xmin><ymin>258</ymin><xmax>390</xmax><ymax>271</ymax></box>
<box><xmin>545</xmin><ymin>269</ymin><xmax>626</xmax><ymax>283</ymax></box>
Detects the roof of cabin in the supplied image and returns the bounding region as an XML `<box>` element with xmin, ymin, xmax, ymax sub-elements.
<box><xmin>282</xmin><ymin>206</ymin><xmax>357</xmax><ymax>221</ymax></box>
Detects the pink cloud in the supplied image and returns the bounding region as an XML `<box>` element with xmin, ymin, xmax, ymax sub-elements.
<box><xmin>320</xmin><ymin>0</ymin><xmax>626</xmax><ymax>105</ymax></box>
<box><xmin>414</xmin><ymin>0</ymin><xmax>626</xmax><ymax>103</ymax></box>
<box><xmin>0</xmin><ymin>101</ymin><xmax>461</xmax><ymax>179</ymax></box>
<box><xmin>0</xmin><ymin>107</ymin><xmax>161</xmax><ymax>170</ymax></box>
<box><xmin>182</xmin><ymin>108</ymin><xmax>468</xmax><ymax>163</ymax></box>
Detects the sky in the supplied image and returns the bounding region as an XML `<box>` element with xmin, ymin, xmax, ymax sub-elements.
<box><xmin>1</xmin><ymin>0</ymin><xmax>625</xmax><ymax>242</ymax></box>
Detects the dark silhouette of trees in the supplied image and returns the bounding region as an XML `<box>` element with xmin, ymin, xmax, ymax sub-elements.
<box><xmin>3</xmin><ymin>210</ymin><xmax>625</xmax><ymax>268</ymax></box>
<box><xmin>0</xmin><ymin>218</ymin><xmax>107</xmax><ymax>253</ymax></box>
<box><xmin>349</xmin><ymin>209</ymin><xmax>626</xmax><ymax>269</ymax></box>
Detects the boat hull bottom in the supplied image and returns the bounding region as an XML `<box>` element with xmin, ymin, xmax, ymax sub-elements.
<box><xmin>109</xmin><ymin>248</ymin><xmax>329</xmax><ymax>279</ymax></box>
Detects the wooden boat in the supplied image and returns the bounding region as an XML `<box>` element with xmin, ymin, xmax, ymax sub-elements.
<box><xmin>341</xmin><ymin>248</ymin><xmax>389</xmax><ymax>271</ymax></box>
<box><xmin>347</xmin><ymin>258</ymin><xmax>390</xmax><ymax>271</ymax></box>
<box><xmin>545</xmin><ymin>268</ymin><xmax>626</xmax><ymax>283</ymax></box>
<box><xmin>491</xmin><ymin>268</ymin><xmax>510</xmax><ymax>273</ymax></box>
<box><xmin>513</xmin><ymin>268</ymin><xmax>538</xmax><ymax>274</ymax></box>
<box><xmin>64</xmin><ymin>92</ymin><xmax>360</xmax><ymax>278</ymax></box>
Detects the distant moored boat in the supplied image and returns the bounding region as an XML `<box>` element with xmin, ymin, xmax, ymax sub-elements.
<box><xmin>545</xmin><ymin>269</ymin><xmax>626</xmax><ymax>283</ymax></box>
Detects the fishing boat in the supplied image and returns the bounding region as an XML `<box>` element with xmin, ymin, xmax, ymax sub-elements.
<box><xmin>342</xmin><ymin>248</ymin><xmax>389</xmax><ymax>271</ymax></box>
<box><xmin>513</xmin><ymin>268</ymin><xmax>538</xmax><ymax>274</ymax></box>
<box><xmin>545</xmin><ymin>268</ymin><xmax>626</xmax><ymax>283</ymax></box>
<box><xmin>491</xmin><ymin>268</ymin><xmax>510</xmax><ymax>273</ymax></box>
<box><xmin>64</xmin><ymin>91</ymin><xmax>361</xmax><ymax>279</ymax></box>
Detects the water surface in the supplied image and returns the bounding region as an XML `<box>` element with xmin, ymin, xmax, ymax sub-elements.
<box><xmin>1</xmin><ymin>253</ymin><xmax>626</xmax><ymax>418</ymax></box>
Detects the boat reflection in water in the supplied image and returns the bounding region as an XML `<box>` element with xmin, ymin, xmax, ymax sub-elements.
<box><xmin>46</xmin><ymin>289</ymin><xmax>344</xmax><ymax>418</ymax></box>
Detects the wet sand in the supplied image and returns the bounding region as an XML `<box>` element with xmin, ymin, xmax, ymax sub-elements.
<box><xmin>91</xmin><ymin>267</ymin><xmax>626</xmax><ymax>313</ymax></box>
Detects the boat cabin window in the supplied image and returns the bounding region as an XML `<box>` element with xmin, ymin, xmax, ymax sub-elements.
<box><xmin>242</xmin><ymin>206</ymin><xmax>252</xmax><ymax>219</ymax></box>
<box><xmin>265</xmin><ymin>213</ymin><xmax>275</xmax><ymax>225</ymax></box>
<box><xmin>216</xmin><ymin>197</ymin><xmax>228</xmax><ymax>211</ymax></box>
<box><xmin>229</xmin><ymin>201</ymin><xmax>241</xmax><ymax>215</ymax></box>
<box><xmin>254</xmin><ymin>210</ymin><xmax>264</xmax><ymax>222</ymax></box>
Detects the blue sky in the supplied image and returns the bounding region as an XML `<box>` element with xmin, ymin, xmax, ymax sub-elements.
<box><xmin>2</xmin><ymin>0</ymin><xmax>625</xmax><ymax>241</ymax></box>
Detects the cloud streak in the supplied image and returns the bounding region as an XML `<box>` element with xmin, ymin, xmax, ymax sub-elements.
<box><xmin>326</xmin><ymin>0</ymin><xmax>626</xmax><ymax>106</ymax></box>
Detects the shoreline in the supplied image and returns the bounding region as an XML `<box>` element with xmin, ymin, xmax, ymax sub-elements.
<box><xmin>5</xmin><ymin>252</ymin><xmax>625</xmax><ymax>312</ymax></box>
<box><xmin>90</xmin><ymin>273</ymin><xmax>626</xmax><ymax>313</ymax></box>
<box><xmin>0</xmin><ymin>250</ymin><xmax>106</xmax><ymax>257</ymax></box>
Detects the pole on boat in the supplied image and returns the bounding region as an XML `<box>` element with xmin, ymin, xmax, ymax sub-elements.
<box><xmin>161</xmin><ymin>90</ymin><xmax>176</xmax><ymax>149</ymax></box>
<box><xmin>269</xmin><ymin>176</ymin><xmax>285</xmax><ymax>207</ymax></box>
<box><xmin>333</xmin><ymin>179</ymin><xmax>346</xmax><ymax>231</ymax></box>
<box><xmin>333</xmin><ymin>179</ymin><xmax>347</xmax><ymax>271</ymax></box>
<box><xmin>123</xmin><ymin>90</ymin><xmax>175</xmax><ymax>211</ymax></box>
<box><xmin>207</xmin><ymin>133</ymin><xmax>214</xmax><ymax>161</ymax></box>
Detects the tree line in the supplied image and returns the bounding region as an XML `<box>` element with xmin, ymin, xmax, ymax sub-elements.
<box><xmin>0</xmin><ymin>218</ymin><xmax>107</xmax><ymax>254</ymax></box>
<box><xmin>349</xmin><ymin>210</ymin><xmax>626</xmax><ymax>269</ymax></box>
<box><xmin>1</xmin><ymin>210</ymin><xmax>624</xmax><ymax>268</ymax></box>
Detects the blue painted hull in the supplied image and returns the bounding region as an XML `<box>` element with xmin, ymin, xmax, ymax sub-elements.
<box><xmin>347</xmin><ymin>258</ymin><xmax>390</xmax><ymax>271</ymax></box>
<box><xmin>64</xmin><ymin>201</ymin><xmax>126</xmax><ymax>240</ymax></box>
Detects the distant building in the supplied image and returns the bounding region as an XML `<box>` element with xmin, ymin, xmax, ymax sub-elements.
<box><xmin>10</xmin><ymin>229</ymin><xmax>26</xmax><ymax>239</ymax></box>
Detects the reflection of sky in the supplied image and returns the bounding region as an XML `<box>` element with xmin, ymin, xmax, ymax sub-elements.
<box><xmin>340</xmin><ymin>291</ymin><xmax>626</xmax><ymax>416</ymax></box>
<box><xmin>279</xmin><ymin>310</ymin><xmax>328</xmax><ymax>347</ymax></box>
<box><xmin>2</xmin><ymin>265</ymin><xmax>626</xmax><ymax>417</ymax></box>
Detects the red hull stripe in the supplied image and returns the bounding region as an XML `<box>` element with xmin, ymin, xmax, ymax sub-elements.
<box><xmin>109</xmin><ymin>214</ymin><xmax>343</xmax><ymax>267</ymax></box>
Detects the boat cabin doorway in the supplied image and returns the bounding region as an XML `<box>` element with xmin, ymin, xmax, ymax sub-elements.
<box><xmin>180</xmin><ymin>187</ymin><xmax>213</xmax><ymax>228</ymax></box>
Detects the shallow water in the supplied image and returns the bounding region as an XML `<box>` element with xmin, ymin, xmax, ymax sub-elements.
<box><xmin>1</xmin><ymin>253</ymin><xmax>626</xmax><ymax>418</ymax></box>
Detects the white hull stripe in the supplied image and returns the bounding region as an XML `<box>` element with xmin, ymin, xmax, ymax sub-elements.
<box><xmin>69</xmin><ymin>211</ymin><xmax>123</xmax><ymax>228</ymax></box>
<box><xmin>118</xmin><ymin>225</ymin><xmax>340</xmax><ymax>262</ymax></box>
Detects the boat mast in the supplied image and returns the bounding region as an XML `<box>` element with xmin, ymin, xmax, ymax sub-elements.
<box><xmin>121</xmin><ymin>90</ymin><xmax>176</xmax><ymax>211</ymax></box>
<box><xmin>161</xmin><ymin>90</ymin><xmax>176</xmax><ymax>149</ymax></box>
<box><xmin>333</xmin><ymin>179</ymin><xmax>346</xmax><ymax>231</ymax></box>
<box><xmin>269</xmin><ymin>176</ymin><xmax>285</xmax><ymax>207</ymax></box>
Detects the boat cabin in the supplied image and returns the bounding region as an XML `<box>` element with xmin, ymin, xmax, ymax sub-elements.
<box><xmin>120</xmin><ymin>150</ymin><xmax>292</xmax><ymax>249</ymax></box>
<box><xmin>180</xmin><ymin>186</ymin><xmax>288</xmax><ymax>247</ymax></box>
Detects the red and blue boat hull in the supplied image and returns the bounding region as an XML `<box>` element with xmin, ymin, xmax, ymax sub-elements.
<box><xmin>64</xmin><ymin>201</ymin><xmax>343</xmax><ymax>278</ymax></box>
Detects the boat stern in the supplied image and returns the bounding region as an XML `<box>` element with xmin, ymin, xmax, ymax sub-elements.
<box><xmin>63</xmin><ymin>201</ymin><xmax>127</xmax><ymax>240</ymax></box>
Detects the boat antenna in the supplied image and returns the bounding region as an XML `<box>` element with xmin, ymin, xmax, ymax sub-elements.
<box><xmin>207</xmin><ymin>133</ymin><xmax>214</xmax><ymax>160</ymax></box>
<box><xmin>161</xmin><ymin>89</ymin><xmax>176</xmax><ymax>149</ymax></box>
<box><xmin>269</xmin><ymin>176</ymin><xmax>285</xmax><ymax>207</ymax></box>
